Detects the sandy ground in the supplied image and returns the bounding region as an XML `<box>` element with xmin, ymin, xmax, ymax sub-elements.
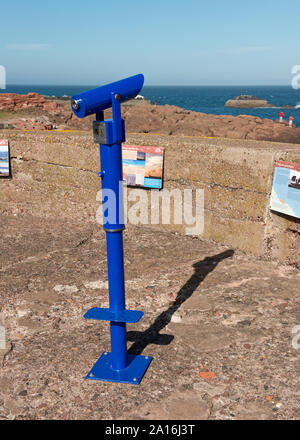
<box><xmin>0</xmin><ymin>214</ymin><xmax>299</xmax><ymax>420</ymax></box>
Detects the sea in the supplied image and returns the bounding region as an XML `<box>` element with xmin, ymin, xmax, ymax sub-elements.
<box><xmin>1</xmin><ymin>85</ymin><xmax>300</xmax><ymax>126</ymax></box>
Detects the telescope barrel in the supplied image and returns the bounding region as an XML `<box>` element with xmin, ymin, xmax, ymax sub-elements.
<box><xmin>71</xmin><ymin>73</ymin><xmax>144</xmax><ymax>118</ymax></box>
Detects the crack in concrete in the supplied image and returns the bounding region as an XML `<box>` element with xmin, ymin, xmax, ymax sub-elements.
<box><xmin>11</xmin><ymin>156</ymin><xmax>98</xmax><ymax>175</ymax></box>
<box><xmin>75</xmin><ymin>232</ymin><xmax>94</xmax><ymax>248</ymax></box>
<box><xmin>165</xmin><ymin>178</ymin><xmax>268</xmax><ymax>195</ymax></box>
<box><xmin>0</xmin><ymin>239</ymin><xmax>93</xmax><ymax>273</ymax></box>
<box><xmin>287</xmin><ymin>228</ymin><xmax>300</xmax><ymax>236</ymax></box>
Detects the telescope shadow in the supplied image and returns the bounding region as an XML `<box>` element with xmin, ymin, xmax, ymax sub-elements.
<box><xmin>127</xmin><ymin>249</ymin><xmax>234</xmax><ymax>356</ymax></box>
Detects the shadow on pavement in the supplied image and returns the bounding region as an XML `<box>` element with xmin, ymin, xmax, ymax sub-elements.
<box><xmin>127</xmin><ymin>249</ymin><xmax>234</xmax><ymax>355</ymax></box>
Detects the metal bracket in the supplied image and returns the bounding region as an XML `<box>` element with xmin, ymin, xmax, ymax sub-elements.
<box><xmin>93</xmin><ymin>119</ymin><xmax>125</xmax><ymax>145</ymax></box>
<box><xmin>93</xmin><ymin>121</ymin><xmax>109</xmax><ymax>144</ymax></box>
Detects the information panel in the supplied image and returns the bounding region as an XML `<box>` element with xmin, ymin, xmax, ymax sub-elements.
<box><xmin>0</xmin><ymin>140</ymin><xmax>10</xmax><ymax>177</ymax></box>
<box><xmin>270</xmin><ymin>160</ymin><xmax>300</xmax><ymax>219</ymax></box>
<box><xmin>122</xmin><ymin>145</ymin><xmax>164</xmax><ymax>189</ymax></box>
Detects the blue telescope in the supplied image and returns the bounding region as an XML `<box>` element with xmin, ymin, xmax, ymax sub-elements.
<box><xmin>71</xmin><ymin>74</ymin><xmax>152</xmax><ymax>385</ymax></box>
<box><xmin>71</xmin><ymin>74</ymin><xmax>144</xmax><ymax>118</ymax></box>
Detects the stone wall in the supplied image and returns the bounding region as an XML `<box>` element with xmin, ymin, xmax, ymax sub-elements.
<box><xmin>129</xmin><ymin>133</ymin><xmax>300</xmax><ymax>266</ymax></box>
<box><xmin>1</xmin><ymin>129</ymin><xmax>299</xmax><ymax>266</ymax></box>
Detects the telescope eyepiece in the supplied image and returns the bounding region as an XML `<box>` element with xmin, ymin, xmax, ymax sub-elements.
<box><xmin>72</xmin><ymin>99</ymin><xmax>80</xmax><ymax>111</ymax></box>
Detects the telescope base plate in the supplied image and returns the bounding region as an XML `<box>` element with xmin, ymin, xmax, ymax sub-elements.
<box><xmin>85</xmin><ymin>352</ymin><xmax>152</xmax><ymax>385</ymax></box>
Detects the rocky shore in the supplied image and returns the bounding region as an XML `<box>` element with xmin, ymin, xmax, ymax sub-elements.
<box><xmin>1</xmin><ymin>92</ymin><xmax>300</xmax><ymax>144</ymax></box>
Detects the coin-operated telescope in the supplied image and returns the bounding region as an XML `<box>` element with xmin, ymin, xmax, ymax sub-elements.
<box><xmin>71</xmin><ymin>74</ymin><xmax>152</xmax><ymax>384</ymax></box>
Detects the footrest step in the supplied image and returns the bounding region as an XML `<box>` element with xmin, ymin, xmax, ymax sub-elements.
<box><xmin>84</xmin><ymin>307</ymin><xmax>143</xmax><ymax>323</ymax></box>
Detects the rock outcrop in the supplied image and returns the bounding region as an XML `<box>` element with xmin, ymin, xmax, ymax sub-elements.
<box><xmin>0</xmin><ymin>93</ymin><xmax>57</xmax><ymax>112</ymax></box>
<box><xmin>225</xmin><ymin>95</ymin><xmax>273</xmax><ymax>108</ymax></box>
<box><xmin>120</xmin><ymin>103</ymin><xmax>300</xmax><ymax>144</ymax></box>
<box><xmin>1</xmin><ymin>93</ymin><xmax>300</xmax><ymax>144</ymax></box>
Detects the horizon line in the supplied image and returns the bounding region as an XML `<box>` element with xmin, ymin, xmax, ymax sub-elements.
<box><xmin>3</xmin><ymin>83</ymin><xmax>293</xmax><ymax>88</ymax></box>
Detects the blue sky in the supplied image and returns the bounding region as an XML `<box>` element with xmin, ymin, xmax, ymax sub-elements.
<box><xmin>0</xmin><ymin>0</ymin><xmax>299</xmax><ymax>85</ymax></box>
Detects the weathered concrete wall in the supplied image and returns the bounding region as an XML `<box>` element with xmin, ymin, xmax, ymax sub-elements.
<box><xmin>1</xmin><ymin>130</ymin><xmax>300</xmax><ymax>266</ymax></box>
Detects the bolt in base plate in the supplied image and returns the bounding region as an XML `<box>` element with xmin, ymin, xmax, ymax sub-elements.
<box><xmin>85</xmin><ymin>352</ymin><xmax>152</xmax><ymax>385</ymax></box>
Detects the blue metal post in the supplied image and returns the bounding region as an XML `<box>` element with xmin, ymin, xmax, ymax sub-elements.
<box><xmin>106</xmin><ymin>233</ymin><xmax>127</xmax><ymax>370</ymax></box>
<box><xmin>100</xmin><ymin>95</ymin><xmax>128</xmax><ymax>371</ymax></box>
<box><xmin>83</xmin><ymin>92</ymin><xmax>152</xmax><ymax>384</ymax></box>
